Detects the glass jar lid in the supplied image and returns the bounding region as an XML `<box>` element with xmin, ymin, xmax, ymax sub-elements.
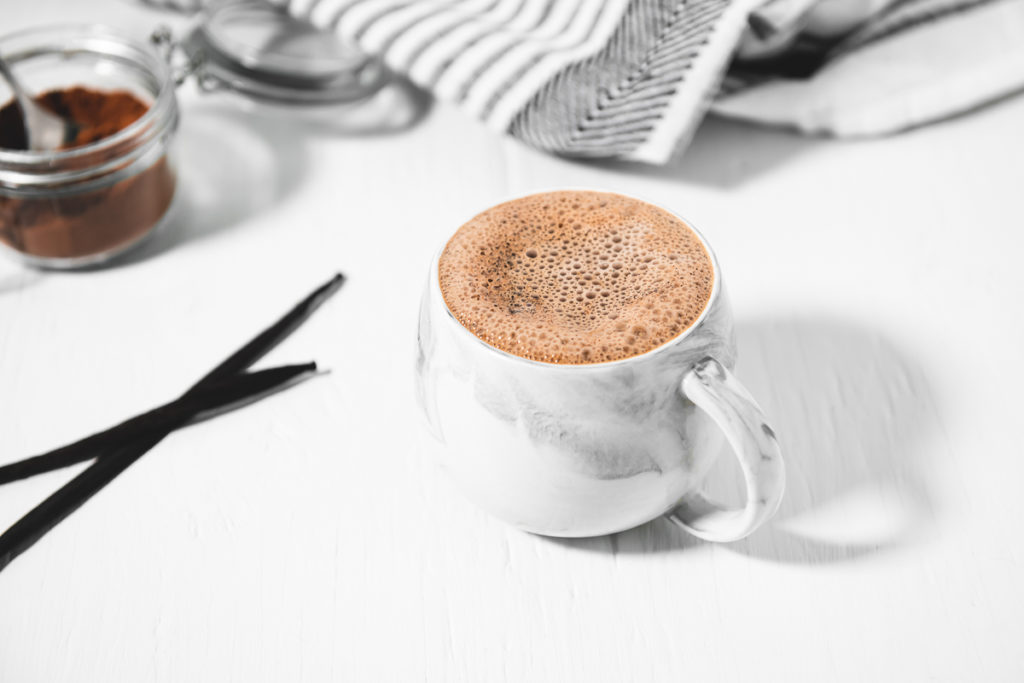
<box><xmin>180</xmin><ymin>0</ymin><xmax>388</xmax><ymax>105</ymax></box>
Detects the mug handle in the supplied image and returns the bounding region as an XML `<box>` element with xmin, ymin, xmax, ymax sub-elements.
<box><xmin>669</xmin><ymin>357</ymin><xmax>786</xmax><ymax>542</ymax></box>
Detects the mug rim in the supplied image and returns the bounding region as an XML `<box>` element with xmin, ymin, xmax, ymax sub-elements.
<box><xmin>431</xmin><ymin>188</ymin><xmax>723</xmax><ymax>370</ymax></box>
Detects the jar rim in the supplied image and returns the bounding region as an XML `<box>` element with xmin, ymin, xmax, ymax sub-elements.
<box><xmin>0</xmin><ymin>23</ymin><xmax>177</xmax><ymax>166</ymax></box>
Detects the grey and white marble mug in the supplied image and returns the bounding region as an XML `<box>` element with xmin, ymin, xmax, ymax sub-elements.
<box><xmin>415</xmin><ymin>194</ymin><xmax>784</xmax><ymax>541</ymax></box>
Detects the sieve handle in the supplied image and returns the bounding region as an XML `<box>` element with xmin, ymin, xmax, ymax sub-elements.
<box><xmin>669</xmin><ymin>357</ymin><xmax>785</xmax><ymax>542</ymax></box>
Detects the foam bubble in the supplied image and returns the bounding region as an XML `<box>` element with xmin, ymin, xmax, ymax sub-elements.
<box><xmin>438</xmin><ymin>190</ymin><xmax>714</xmax><ymax>364</ymax></box>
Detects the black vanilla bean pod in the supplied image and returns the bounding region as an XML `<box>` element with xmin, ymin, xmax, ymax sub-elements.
<box><xmin>0</xmin><ymin>274</ymin><xmax>344</xmax><ymax>573</ymax></box>
<box><xmin>194</xmin><ymin>273</ymin><xmax>344</xmax><ymax>386</ymax></box>
<box><xmin>0</xmin><ymin>364</ymin><xmax>318</xmax><ymax>486</ymax></box>
<box><xmin>0</xmin><ymin>273</ymin><xmax>345</xmax><ymax>486</ymax></box>
<box><xmin>0</xmin><ymin>363</ymin><xmax>319</xmax><ymax>573</ymax></box>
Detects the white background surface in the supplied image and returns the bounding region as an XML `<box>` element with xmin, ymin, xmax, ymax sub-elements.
<box><xmin>2</xmin><ymin>1</ymin><xmax>1024</xmax><ymax>680</ymax></box>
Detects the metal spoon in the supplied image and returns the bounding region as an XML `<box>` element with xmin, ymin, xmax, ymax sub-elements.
<box><xmin>0</xmin><ymin>54</ymin><xmax>78</xmax><ymax>151</ymax></box>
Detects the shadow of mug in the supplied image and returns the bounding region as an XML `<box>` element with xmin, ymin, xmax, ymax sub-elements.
<box><xmin>703</xmin><ymin>315</ymin><xmax>940</xmax><ymax>563</ymax></box>
<box><xmin>550</xmin><ymin>315</ymin><xmax>939</xmax><ymax>564</ymax></box>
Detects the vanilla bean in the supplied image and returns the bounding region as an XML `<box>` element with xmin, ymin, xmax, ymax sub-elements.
<box><xmin>0</xmin><ymin>363</ymin><xmax>320</xmax><ymax>573</ymax></box>
<box><xmin>0</xmin><ymin>363</ymin><xmax>317</xmax><ymax>486</ymax></box>
<box><xmin>0</xmin><ymin>274</ymin><xmax>344</xmax><ymax>573</ymax></box>
<box><xmin>195</xmin><ymin>273</ymin><xmax>344</xmax><ymax>387</ymax></box>
<box><xmin>1</xmin><ymin>273</ymin><xmax>344</xmax><ymax>484</ymax></box>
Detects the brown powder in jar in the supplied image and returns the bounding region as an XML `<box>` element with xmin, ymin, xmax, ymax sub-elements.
<box><xmin>0</xmin><ymin>87</ymin><xmax>175</xmax><ymax>262</ymax></box>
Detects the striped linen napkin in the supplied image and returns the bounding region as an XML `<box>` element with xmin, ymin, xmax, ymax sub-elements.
<box><xmin>156</xmin><ymin>0</ymin><xmax>1022</xmax><ymax>162</ymax></box>
<box><xmin>717</xmin><ymin>0</ymin><xmax>1024</xmax><ymax>138</ymax></box>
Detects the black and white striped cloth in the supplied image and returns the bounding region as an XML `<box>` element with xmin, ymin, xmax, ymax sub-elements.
<box><xmin>275</xmin><ymin>0</ymin><xmax>1024</xmax><ymax>162</ymax></box>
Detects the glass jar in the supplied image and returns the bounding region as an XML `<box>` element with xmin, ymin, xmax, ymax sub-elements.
<box><xmin>0</xmin><ymin>2</ymin><xmax>395</xmax><ymax>269</ymax></box>
<box><xmin>171</xmin><ymin>0</ymin><xmax>389</xmax><ymax>110</ymax></box>
<box><xmin>0</xmin><ymin>25</ymin><xmax>179</xmax><ymax>269</ymax></box>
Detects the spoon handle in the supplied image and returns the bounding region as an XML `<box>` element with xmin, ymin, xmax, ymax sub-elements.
<box><xmin>0</xmin><ymin>53</ymin><xmax>72</xmax><ymax>150</ymax></box>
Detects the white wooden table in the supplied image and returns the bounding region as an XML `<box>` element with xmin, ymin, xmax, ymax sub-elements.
<box><xmin>3</xmin><ymin>1</ymin><xmax>1023</xmax><ymax>680</ymax></box>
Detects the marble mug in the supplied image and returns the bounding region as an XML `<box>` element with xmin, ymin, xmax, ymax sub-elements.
<box><xmin>415</xmin><ymin>193</ymin><xmax>785</xmax><ymax>541</ymax></box>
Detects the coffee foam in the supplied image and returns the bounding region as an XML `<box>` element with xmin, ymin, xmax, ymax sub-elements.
<box><xmin>438</xmin><ymin>190</ymin><xmax>714</xmax><ymax>364</ymax></box>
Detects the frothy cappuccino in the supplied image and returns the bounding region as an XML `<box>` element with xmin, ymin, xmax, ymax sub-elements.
<box><xmin>438</xmin><ymin>190</ymin><xmax>714</xmax><ymax>364</ymax></box>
